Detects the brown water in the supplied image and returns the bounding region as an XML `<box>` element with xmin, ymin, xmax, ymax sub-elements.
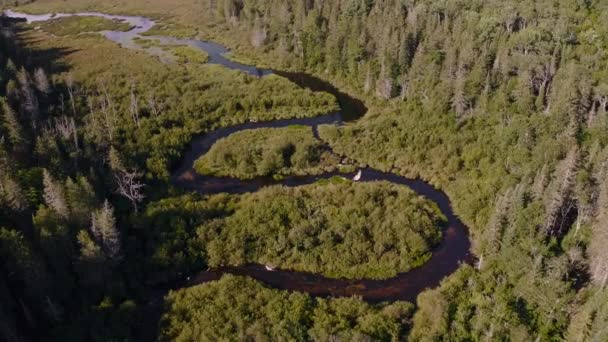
<box><xmin>173</xmin><ymin>123</ymin><xmax>473</xmax><ymax>303</ymax></box>
<box><xmin>5</xmin><ymin>7</ymin><xmax>473</xmax><ymax>302</ymax></box>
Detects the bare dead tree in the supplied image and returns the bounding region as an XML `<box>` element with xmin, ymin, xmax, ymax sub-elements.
<box><xmin>376</xmin><ymin>76</ymin><xmax>393</xmax><ymax>100</ymax></box>
<box><xmin>114</xmin><ymin>169</ymin><xmax>145</xmax><ymax>213</ymax></box>
<box><xmin>65</xmin><ymin>73</ymin><xmax>77</xmax><ymax>116</ymax></box>
<box><xmin>364</xmin><ymin>67</ymin><xmax>373</xmax><ymax>94</ymax></box>
<box><xmin>99</xmin><ymin>93</ymin><xmax>114</xmax><ymax>141</ymax></box>
<box><xmin>90</xmin><ymin>200</ymin><xmax>121</xmax><ymax>260</ymax></box>
<box><xmin>53</xmin><ymin>116</ymin><xmax>76</xmax><ymax>141</ymax></box>
<box><xmin>590</xmin><ymin>152</ymin><xmax>608</xmax><ymax>288</ymax></box>
<box><xmin>544</xmin><ymin>148</ymin><xmax>579</xmax><ymax>235</ymax></box>
<box><xmin>59</xmin><ymin>93</ymin><xmax>65</xmax><ymax>115</ymax></box>
<box><xmin>129</xmin><ymin>82</ymin><xmax>140</xmax><ymax>127</ymax></box>
<box><xmin>71</xmin><ymin>117</ymin><xmax>79</xmax><ymax>150</ymax></box>
<box><xmin>147</xmin><ymin>91</ymin><xmax>163</xmax><ymax>118</ymax></box>
<box><xmin>250</xmin><ymin>16</ymin><xmax>267</xmax><ymax>48</ymax></box>
<box><xmin>109</xmin><ymin>148</ymin><xmax>144</xmax><ymax>212</ymax></box>
<box><xmin>17</xmin><ymin>68</ymin><xmax>40</xmax><ymax>129</ymax></box>
<box><xmin>42</xmin><ymin>169</ymin><xmax>69</xmax><ymax>219</ymax></box>
<box><xmin>452</xmin><ymin>66</ymin><xmax>471</xmax><ymax>118</ymax></box>
<box><xmin>99</xmin><ymin>79</ymin><xmax>117</xmax><ymax>130</ymax></box>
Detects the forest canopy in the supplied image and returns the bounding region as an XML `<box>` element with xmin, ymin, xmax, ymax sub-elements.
<box><xmin>3</xmin><ymin>0</ymin><xmax>608</xmax><ymax>340</ymax></box>
<box><xmin>160</xmin><ymin>274</ymin><xmax>415</xmax><ymax>342</ymax></box>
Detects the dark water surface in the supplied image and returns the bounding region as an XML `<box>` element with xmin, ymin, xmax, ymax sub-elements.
<box><xmin>174</xmin><ymin>127</ymin><xmax>472</xmax><ymax>302</ymax></box>
<box><xmin>5</xmin><ymin>9</ymin><xmax>472</xmax><ymax>302</ymax></box>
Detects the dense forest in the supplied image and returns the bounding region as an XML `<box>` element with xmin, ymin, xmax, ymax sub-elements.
<box><xmin>196</xmin><ymin>0</ymin><xmax>608</xmax><ymax>339</ymax></box>
<box><xmin>0</xmin><ymin>12</ymin><xmax>345</xmax><ymax>341</ymax></box>
<box><xmin>0</xmin><ymin>16</ymin><xmax>137</xmax><ymax>340</ymax></box>
<box><xmin>2</xmin><ymin>0</ymin><xmax>608</xmax><ymax>340</ymax></box>
<box><xmin>160</xmin><ymin>274</ymin><xmax>415</xmax><ymax>341</ymax></box>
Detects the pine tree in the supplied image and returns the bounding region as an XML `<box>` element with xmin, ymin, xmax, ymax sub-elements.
<box><xmin>16</xmin><ymin>67</ymin><xmax>40</xmax><ymax>127</ymax></box>
<box><xmin>77</xmin><ymin>230</ymin><xmax>103</xmax><ymax>262</ymax></box>
<box><xmin>0</xmin><ymin>97</ymin><xmax>24</xmax><ymax>147</ymax></box>
<box><xmin>90</xmin><ymin>200</ymin><xmax>121</xmax><ymax>260</ymax></box>
<box><xmin>0</xmin><ymin>227</ymin><xmax>52</xmax><ymax>314</ymax></box>
<box><xmin>0</xmin><ymin>142</ymin><xmax>26</xmax><ymax>211</ymax></box>
<box><xmin>42</xmin><ymin>169</ymin><xmax>69</xmax><ymax>219</ymax></box>
<box><xmin>75</xmin><ymin>229</ymin><xmax>104</xmax><ymax>286</ymax></box>
<box><xmin>65</xmin><ymin>177</ymin><xmax>97</xmax><ymax>226</ymax></box>
<box><xmin>590</xmin><ymin>157</ymin><xmax>608</xmax><ymax>288</ymax></box>
<box><xmin>34</xmin><ymin>68</ymin><xmax>50</xmax><ymax>94</ymax></box>
<box><xmin>0</xmin><ymin>176</ymin><xmax>27</xmax><ymax>211</ymax></box>
<box><xmin>543</xmin><ymin>148</ymin><xmax>579</xmax><ymax>235</ymax></box>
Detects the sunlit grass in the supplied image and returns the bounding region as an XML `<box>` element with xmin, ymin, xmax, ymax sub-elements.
<box><xmin>36</xmin><ymin>15</ymin><xmax>132</xmax><ymax>36</ymax></box>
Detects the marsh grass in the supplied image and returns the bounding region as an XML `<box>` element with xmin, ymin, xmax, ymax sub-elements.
<box><xmin>164</xmin><ymin>45</ymin><xmax>208</xmax><ymax>64</ymax></box>
<box><xmin>37</xmin><ymin>15</ymin><xmax>132</xmax><ymax>36</ymax></box>
<box><xmin>142</xmin><ymin>21</ymin><xmax>198</xmax><ymax>39</ymax></box>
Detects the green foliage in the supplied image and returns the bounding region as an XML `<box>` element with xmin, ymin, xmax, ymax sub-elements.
<box><xmin>38</xmin><ymin>16</ymin><xmax>132</xmax><ymax>36</ymax></box>
<box><xmin>198</xmin><ymin>181</ymin><xmax>444</xmax><ymax>279</ymax></box>
<box><xmin>137</xmin><ymin>193</ymin><xmax>235</xmax><ymax>283</ymax></box>
<box><xmin>166</xmin><ymin>45</ymin><xmax>209</xmax><ymax>64</ymax></box>
<box><xmin>0</xmin><ymin>227</ymin><xmax>50</xmax><ymax>303</ymax></box>
<box><xmin>567</xmin><ymin>288</ymin><xmax>608</xmax><ymax>341</ymax></box>
<box><xmin>0</xmin><ymin>16</ymin><xmax>341</xmax><ymax>340</ymax></box>
<box><xmin>188</xmin><ymin>0</ymin><xmax>608</xmax><ymax>339</ymax></box>
<box><xmin>194</xmin><ymin>125</ymin><xmax>340</xmax><ymax>179</ymax></box>
<box><xmin>58</xmin><ymin>297</ymin><xmax>139</xmax><ymax>342</ymax></box>
<box><xmin>132</xmin><ymin>37</ymin><xmax>160</xmax><ymax>48</ymax></box>
<box><xmin>142</xmin><ymin>21</ymin><xmax>198</xmax><ymax>38</ymax></box>
<box><xmin>70</xmin><ymin>48</ymin><xmax>338</xmax><ymax>179</ymax></box>
<box><xmin>6</xmin><ymin>0</ymin><xmax>608</xmax><ymax>340</ymax></box>
<box><xmin>160</xmin><ymin>274</ymin><xmax>414</xmax><ymax>341</ymax></box>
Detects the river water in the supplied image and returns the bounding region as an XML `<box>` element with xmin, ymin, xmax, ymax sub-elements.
<box><xmin>4</xmin><ymin>9</ymin><xmax>473</xmax><ymax>303</ymax></box>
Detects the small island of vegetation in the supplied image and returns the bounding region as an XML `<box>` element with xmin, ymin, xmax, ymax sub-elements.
<box><xmin>198</xmin><ymin>181</ymin><xmax>445</xmax><ymax>279</ymax></box>
<box><xmin>166</xmin><ymin>45</ymin><xmax>209</xmax><ymax>64</ymax></box>
<box><xmin>37</xmin><ymin>15</ymin><xmax>132</xmax><ymax>36</ymax></box>
<box><xmin>194</xmin><ymin>125</ymin><xmax>341</xmax><ymax>179</ymax></box>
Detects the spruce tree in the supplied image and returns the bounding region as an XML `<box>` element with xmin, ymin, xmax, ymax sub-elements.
<box><xmin>42</xmin><ymin>169</ymin><xmax>69</xmax><ymax>219</ymax></box>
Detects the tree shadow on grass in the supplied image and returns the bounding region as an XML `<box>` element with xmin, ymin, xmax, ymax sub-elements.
<box><xmin>2</xmin><ymin>18</ymin><xmax>78</xmax><ymax>75</ymax></box>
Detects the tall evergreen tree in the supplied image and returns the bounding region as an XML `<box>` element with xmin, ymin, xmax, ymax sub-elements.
<box><xmin>42</xmin><ymin>169</ymin><xmax>69</xmax><ymax>219</ymax></box>
<box><xmin>90</xmin><ymin>200</ymin><xmax>121</xmax><ymax>260</ymax></box>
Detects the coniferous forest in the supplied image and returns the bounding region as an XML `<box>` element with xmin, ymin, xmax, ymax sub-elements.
<box><xmin>2</xmin><ymin>0</ymin><xmax>608</xmax><ymax>341</ymax></box>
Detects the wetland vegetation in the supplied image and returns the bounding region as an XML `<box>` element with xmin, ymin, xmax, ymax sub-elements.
<box><xmin>36</xmin><ymin>15</ymin><xmax>132</xmax><ymax>36</ymax></box>
<box><xmin>160</xmin><ymin>275</ymin><xmax>415</xmax><ymax>342</ymax></box>
<box><xmin>198</xmin><ymin>181</ymin><xmax>444</xmax><ymax>279</ymax></box>
<box><xmin>2</xmin><ymin>0</ymin><xmax>608</xmax><ymax>341</ymax></box>
<box><xmin>194</xmin><ymin>125</ymin><xmax>341</xmax><ymax>179</ymax></box>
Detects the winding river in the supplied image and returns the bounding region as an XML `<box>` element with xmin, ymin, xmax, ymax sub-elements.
<box><xmin>5</xmin><ymin>10</ymin><xmax>473</xmax><ymax>303</ymax></box>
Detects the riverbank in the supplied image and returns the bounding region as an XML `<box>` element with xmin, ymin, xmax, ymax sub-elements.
<box><xmin>4</xmin><ymin>7</ymin><xmax>472</xmax><ymax>299</ymax></box>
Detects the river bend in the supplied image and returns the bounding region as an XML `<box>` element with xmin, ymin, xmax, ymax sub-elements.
<box><xmin>4</xmin><ymin>9</ymin><xmax>473</xmax><ymax>303</ymax></box>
